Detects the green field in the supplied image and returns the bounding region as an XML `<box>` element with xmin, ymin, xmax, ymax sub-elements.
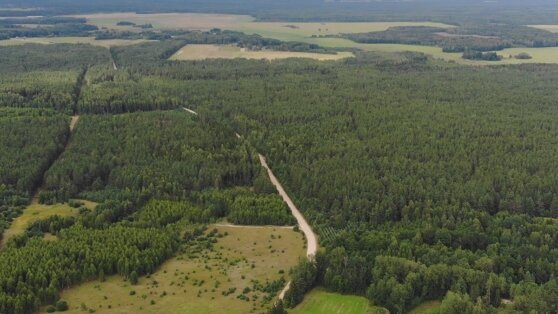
<box><xmin>46</xmin><ymin>224</ymin><xmax>306</xmax><ymax>314</ymax></box>
<box><xmin>409</xmin><ymin>301</ymin><xmax>442</xmax><ymax>314</ymax></box>
<box><xmin>289</xmin><ymin>288</ymin><xmax>387</xmax><ymax>314</ymax></box>
<box><xmin>170</xmin><ymin>44</ymin><xmax>353</xmax><ymax>61</ymax></box>
<box><xmin>1</xmin><ymin>199</ymin><xmax>97</xmax><ymax>244</ymax></box>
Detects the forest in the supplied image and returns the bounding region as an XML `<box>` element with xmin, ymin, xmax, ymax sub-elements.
<box><xmin>0</xmin><ymin>108</ymin><xmax>69</xmax><ymax>242</ymax></box>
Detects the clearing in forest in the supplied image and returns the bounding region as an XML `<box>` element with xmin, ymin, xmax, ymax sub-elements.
<box><xmin>170</xmin><ymin>44</ymin><xmax>353</xmax><ymax>61</ymax></box>
<box><xmin>289</xmin><ymin>288</ymin><xmax>387</xmax><ymax>314</ymax></box>
<box><xmin>1</xmin><ymin>200</ymin><xmax>97</xmax><ymax>243</ymax></box>
<box><xmin>47</xmin><ymin>224</ymin><xmax>306</xmax><ymax>314</ymax></box>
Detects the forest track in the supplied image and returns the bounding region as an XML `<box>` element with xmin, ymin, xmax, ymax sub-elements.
<box><xmin>214</xmin><ymin>223</ymin><xmax>294</xmax><ymax>229</ymax></box>
<box><xmin>258</xmin><ymin>154</ymin><xmax>318</xmax><ymax>257</ymax></box>
<box><xmin>70</xmin><ymin>115</ymin><xmax>80</xmax><ymax>131</ymax></box>
<box><xmin>1</xmin><ymin>115</ymin><xmax>80</xmax><ymax>248</ymax></box>
<box><xmin>182</xmin><ymin>107</ymin><xmax>198</xmax><ymax>115</ymax></box>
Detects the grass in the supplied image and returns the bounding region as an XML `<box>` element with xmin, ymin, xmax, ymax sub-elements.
<box><xmin>170</xmin><ymin>44</ymin><xmax>353</xmax><ymax>61</ymax></box>
<box><xmin>0</xmin><ymin>37</ymin><xmax>150</xmax><ymax>48</ymax></box>
<box><xmin>2</xmin><ymin>199</ymin><xmax>97</xmax><ymax>243</ymax></box>
<box><xmin>44</xmin><ymin>224</ymin><xmax>306</xmax><ymax>314</ymax></box>
<box><xmin>409</xmin><ymin>300</ymin><xmax>442</xmax><ymax>314</ymax></box>
<box><xmin>289</xmin><ymin>288</ymin><xmax>388</xmax><ymax>314</ymax></box>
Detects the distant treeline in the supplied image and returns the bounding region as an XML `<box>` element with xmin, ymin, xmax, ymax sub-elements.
<box><xmin>341</xmin><ymin>24</ymin><xmax>558</xmax><ymax>54</ymax></box>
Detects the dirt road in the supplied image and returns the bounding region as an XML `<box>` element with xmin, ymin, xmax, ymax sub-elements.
<box><xmin>258</xmin><ymin>154</ymin><xmax>318</xmax><ymax>257</ymax></box>
<box><xmin>182</xmin><ymin>107</ymin><xmax>198</xmax><ymax>115</ymax></box>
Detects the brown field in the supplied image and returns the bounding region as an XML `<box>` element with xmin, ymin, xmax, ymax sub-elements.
<box><xmin>171</xmin><ymin>44</ymin><xmax>353</xmax><ymax>61</ymax></box>
<box><xmin>528</xmin><ymin>25</ymin><xmax>558</xmax><ymax>33</ymax></box>
<box><xmin>0</xmin><ymin>37</ymin><xmax>150</xmax><ymax>48</ymax></box>
<box><xmin>43</xmin><ymin>224</ymin><xmax>306</xmax><ymax>314</ymax></box>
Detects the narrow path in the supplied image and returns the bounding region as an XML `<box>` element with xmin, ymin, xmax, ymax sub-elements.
<box><xmin>258</xmin><ymin>154</ymin><xmax>318</xmax><ymax>257</ymax></box>
<box><xmin>70</xmin><ymin>115</ymin><xmax>80</xmax><ymax>132</ymax></box>
<box><xmin>112</xmin><ymin>61</ymin><xmax>118</xmax><ymax>71</ymax></box>
<box><xmin>182</xmin><ymin>107</ymin><xmax>198</xmax><ymax>116</ymax></box>
<box><xmin>214</xmin><ymin>223</ymin><xmax>294</xmax><ymax>230</ymax></box>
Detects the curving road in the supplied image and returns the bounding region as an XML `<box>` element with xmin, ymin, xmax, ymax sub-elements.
<box><xmin>258</xmin><ymin>154</ymin><xmax>318</xmax><ymax>257</ymax></box>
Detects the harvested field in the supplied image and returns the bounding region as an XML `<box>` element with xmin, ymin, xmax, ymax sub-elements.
<box><xmin>170</xmin><ymin>44</ymin><xmax>353</xmax><ymax>61</ymax></box>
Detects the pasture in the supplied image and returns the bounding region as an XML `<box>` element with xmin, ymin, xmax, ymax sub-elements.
<box><xmin>46</xmin><ymin>224</ymin><xmax>306</xmax><ymax>314</ymax></box>
<box><xmin>2</xmin><ymin>199</ymin><xmax>96</xmax><ymax>243</ymax></box>
<box><xmin>289</xmin><ymin>288</ymin><xmax>387</xmax><ymax>314</ymax></box>
<box><xmin>0</xmin><ymin>37</ymin><xmax>150</xmax><ymax>48</ymax></box>
<box><xmin>170</xmin><ymin>44</ymin><xmax>353</xmax><ymax>61</ymax></box>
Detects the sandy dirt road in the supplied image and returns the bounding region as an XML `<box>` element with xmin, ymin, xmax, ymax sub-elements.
<box><xmin>258</xmin><ymin>154</ymin><xmax>318</xmax><ymax>257</ymax></box>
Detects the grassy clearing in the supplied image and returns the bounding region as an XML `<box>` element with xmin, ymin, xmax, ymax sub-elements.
<box><xmin>289</xmin><ymin>288</ymin><xmax>387</xmax><ymax>314</ymax></box>
<box><xmin>409</xmin><ymin>300</ymin><xmax>442</xmax><ymax>314</ymax></box>
<box><xmin>170</xmin><ymin>44</ymin><xmax>353</xmax><ymax>61</ymax></box>
<box><xmin>2</xmin><ymin>199</ymin><xmax>96</xmax><ymax>243</ymax></box>
<box><xmin>45</xmin><ymin>224</ymin><xmax>305</xmax><ymax>314</ymax></box>
<box><xmin>0</xmin><ymin>37</ymin><xmax>150</xmax><ymax>48</ymax></box>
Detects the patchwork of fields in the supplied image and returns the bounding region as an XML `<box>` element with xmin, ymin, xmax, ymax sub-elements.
<box><xmin>72</xmin><ymin>12</ymin><xmax>558</xmax><ymax>64</ymax></box>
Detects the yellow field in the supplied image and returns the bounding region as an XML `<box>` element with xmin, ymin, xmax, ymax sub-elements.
<box><xmin>0</xmin><ymin>37</ymin><xmax>150</xmax><ymax>48</ymax></box>
<box><xmin>171</xmin><ymin>44</ymin><xmax>353</xmax><ymax>61</ymax></box>
<box><xmin>528</xmin><ymin>25</ymin><xmax>558</xmax><ymax>33</ymax></box>
<box><xmin>73</xmin><ymin>12</ymin><xmax>452</xmax><ymax>40</ymax></box>
<box><xmin>71</xmin><ymin>12</ymin><xmax>254</xmax><ymax>31</ymax></box>
<box><xmin>1</xmin><ymin>199</ymin><xmax>97</xmax><ymax>244</ymax></box>
<box><xmin>44</xmin><ymin>224</ymin><xmax>306</xmax><ymax>314</ymax></box>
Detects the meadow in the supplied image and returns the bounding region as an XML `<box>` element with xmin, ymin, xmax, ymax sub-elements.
<box><xmin>170</xmin><ymin>44</ymin><xmax>353</xmax><ymax>61</ymax></box>
<box><xmin>289</xmin><ymin>288</ymin><xmax>387</xmax><ymax>314</ymax></box>
<box><xmin>1</xmin><ymin>199</ymin><xmax>97</xmax><ymax>244</ymax></box>
<box><xmin>46</xmin><ymin>224</ymin><xmax>305</xmax><ymax>314</ymax></box>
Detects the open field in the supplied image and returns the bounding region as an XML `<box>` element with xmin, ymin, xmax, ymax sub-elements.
<box><xmin>45</xmin><ymin>224</ymin><xmax>306</xmax><ymax>314</ymax></box>
<box><xmin>2</xmin><ymin>199</ymin><xmax>97</xmax><ymax>243</ymax></box>
<box><xmin>171</xmin><ymin>44</ymin><xmax>353</xmax><ymax>61</ymax></box>
<box><xmin>528</xmin><ymin>25</ymin><xmax>558</xmax><ymax>33</ymax></box>
<box><xmin>289</xmin><ymin>288</ymin><xmax>387</xmax><ymax>314</ymax></box>
<box><xmin>73</xmin><ymin>12</ymin><xmax>452</xmax><ymax>40</ymax></box>
<box><xmin>72</xmin><ymin>12</ymin><xmax>254</xmax><ymax>31</ymax></box>
<box><xmin>0</xmin><ymin>37</ymin><xmax>150</xmax><ymax>48</ymax></box>
<box><xmin>409</xmin><ymin>300</ymin><xmax>442</xmax><ymax>314</ymax></box>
